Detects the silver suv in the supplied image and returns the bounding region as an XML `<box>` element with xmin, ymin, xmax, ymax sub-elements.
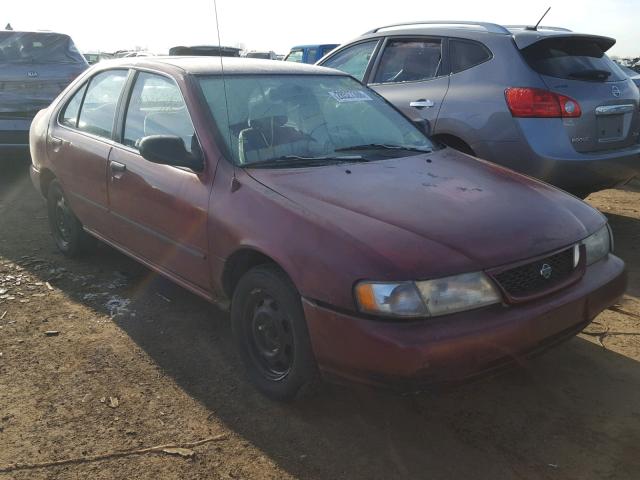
<box><xmin>319</xmin><ymin>21</ymin><xmax>640</xmax><ymax>197</ymax></box>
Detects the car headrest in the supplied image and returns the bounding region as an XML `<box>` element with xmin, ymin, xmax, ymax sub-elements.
<box><xmin>248</xmin><ymin>94</ymin><xmax>288</xmax><ymax>129</ymax></box>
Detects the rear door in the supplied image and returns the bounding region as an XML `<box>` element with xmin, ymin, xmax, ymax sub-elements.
<box><xmin>107</xmin><ymin>70</ymin><xmax>211</xmax><ymax>290</ymax></box>
<box><xmin>367</xmin><ymin>36</ymin><xmax>450</xmax><ymax>127</ymax></box>
<box><xmin>520</xmin><ymin>35</ymin><xmax>640</xmax><ymax>153</ymax></box>
<box><xmin>48</xmin><ymin>69</ymin><xmax>128</xmax><ymax>234</ymax></box>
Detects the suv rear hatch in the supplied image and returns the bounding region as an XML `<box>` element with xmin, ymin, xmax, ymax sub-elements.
<box><xmin>518</xmin><ymin>33</ymin><xmax>640</xmax><ymax>153</ymax></box>
<box><xmin>0</xmin><ymin>32</ymin><xmax>87</xmax><ymax>119</ymax></box>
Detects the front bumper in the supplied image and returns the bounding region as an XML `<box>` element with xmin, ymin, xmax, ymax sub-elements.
<box><xmin>303</xmin><ymin>254</ymin><xmax>626</xmax><ymax>389</ymax></box>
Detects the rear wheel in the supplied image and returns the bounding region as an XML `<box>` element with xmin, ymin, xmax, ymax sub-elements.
<box><xmin>47</xmin><ymin>179</ymin><xmax>92</xmax><ymax>257</ymax></box>
<box><xmin>231</xmin><ymin>265</ymin><xmax>317</xmax><ymax>401</ymax></box>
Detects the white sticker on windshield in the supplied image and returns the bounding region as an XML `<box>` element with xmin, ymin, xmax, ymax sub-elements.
<box><xmin>328</xmin><ymin>90</ymin><xmax>373</xmax><ymax>103</ymax></box>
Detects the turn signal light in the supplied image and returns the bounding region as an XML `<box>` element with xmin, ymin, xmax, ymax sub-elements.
<box><xmin>505</xmin><ymin>87</ymin><xmax>581</xmax><ymax>118</ymax></box>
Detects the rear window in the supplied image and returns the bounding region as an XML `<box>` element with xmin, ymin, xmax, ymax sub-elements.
<box><xmin>521</xmin><ymin>37</ymin><xmax>625</xmax><ymax>82</ymax></box>
<box><xmin>0</xmin><ymin>32</ymin><xmax>86</xmax><ymax>64</ymax></box>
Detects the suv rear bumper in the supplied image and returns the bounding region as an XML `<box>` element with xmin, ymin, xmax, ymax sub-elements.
<box><xmin>476</xmin><ymin>138</ymin><xmax>640</xmax><ymax>195</ymax></box>
<box><xmin>0</xmin><ymin>118</ymin><xmax>32</xmax><ymax>154</ymax></box>
<box><xmin>302</xmin><ymin>254</ymin><xmax>626</xmax><ymax>390</ymax></box>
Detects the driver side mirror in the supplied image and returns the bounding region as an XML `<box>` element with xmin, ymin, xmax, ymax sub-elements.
<box><xmin>413</xmin><ymin>118</ymin><xmax>431</xmax><ymax>137</ymax></box>
<box><xmin>138</xmin><ymin>135</ymin><xmax>204</xmax><ymax>171</ymax></box>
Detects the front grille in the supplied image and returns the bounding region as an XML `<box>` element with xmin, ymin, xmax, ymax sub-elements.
<box><xmin>493</xmin><ymin>248</ymin><xmax>575</xmax><ymax>298</ymax></box>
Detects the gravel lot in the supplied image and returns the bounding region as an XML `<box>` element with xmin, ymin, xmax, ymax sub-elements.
<box><xmin>1</xmin><ymin>158</ymin><xmax>639</xmax><ymax>479</ymax></box>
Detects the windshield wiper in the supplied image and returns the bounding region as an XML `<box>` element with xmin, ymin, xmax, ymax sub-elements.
<box><xmin>247</xmin><ymin>154</ymin><xmax>368</xmax><ymax>168</ymax></box>
<box><xmin>335</xmin><ymin>144</ymin><xmax>432</xmax><ymax>153</ymax></box>
<box><xmin>568</xmin><ymin>69</ymin><xmax>611</xmax><ymax>81</ymax></box>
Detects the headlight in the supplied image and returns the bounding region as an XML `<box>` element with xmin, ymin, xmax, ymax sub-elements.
<box><xmin>354</xmin><ymin>282</ymin><xmax>426</xmax><ymax>318</ymax></box>
<box><xmin>582</xmin><ymin>225</ymin><xmax>611</xmax><ymax>266</ymax></box>
<box><xmin>354</xmin><ymin>272</ymin><xmax>501</xmax><ymax>319</ymax></box>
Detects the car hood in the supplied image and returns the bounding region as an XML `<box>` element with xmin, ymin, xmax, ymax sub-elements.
<box><xmin>246</xmin><ymin>148</ymin><xmax>605</xmax><ymax>277</ymax></box>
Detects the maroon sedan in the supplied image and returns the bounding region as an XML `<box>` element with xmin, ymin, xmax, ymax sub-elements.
<box><xmin>29</xmin><ymin>57</ymin><xmax>625</xmax><ymax>400</ymax></box>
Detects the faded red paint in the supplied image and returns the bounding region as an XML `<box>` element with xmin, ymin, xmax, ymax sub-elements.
<box><xmin>29</xmin><ymin>58</ymin><xmax>626</xmax><ymax>387</ymax></box>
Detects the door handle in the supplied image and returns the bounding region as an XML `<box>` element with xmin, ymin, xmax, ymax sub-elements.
<box><xmin>109</xmin><ymin>161</ymin><xmax>126</xmax><ymax>179</ymax></box>
<box><xmin>50</xmin><ymin>136</ymin><xmax>70</xmax><ymax>152</ymax></box>
<box><xmin>409</xmin><ymin>99</ymin><xmax>435</xmax><ymax>109</ymax></box>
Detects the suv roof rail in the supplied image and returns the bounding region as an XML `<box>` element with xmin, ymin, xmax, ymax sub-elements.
<box><xmin>504</xmin><ymin>25</ymin><xmax>572</xmax><ymax>32</ymax></box>
<box><xmin>364</xmin><ymin>21</ymin><xmax>511</xmax><ymax>35</ymax></box>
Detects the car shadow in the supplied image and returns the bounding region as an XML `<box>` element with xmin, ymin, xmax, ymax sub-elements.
<box><xmin>2</xmin><ymin>166</ymin><xmax>640</xmax><ymax>479</ymax></box>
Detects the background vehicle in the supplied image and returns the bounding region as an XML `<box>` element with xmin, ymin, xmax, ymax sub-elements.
<box><xmin>284</xmin><ymin>44</ymin><xmax>339</xmax><ymax>64</ymax></box>
<box><xmin>169</xmin><ymin>45</ymin><xmax>241</xmax><ymax>57</ymax></box>
<box><xmin>619</xmin><ymin>64</ymin><xmax>640</xmax><ymax>89</ymax></box>
<box><xmin>245</xmin><ymin>51</ymin><xmax>278</xmax><ymax>60</ymax></box>
<box><xmin>0</xmin><ymin>30</ymin><xmax>88</xmax><ymax>157</ymax></box>
<box><xmin>319</xmin><ymin>21</ymin><xmax>640</xmax><ymax>197</ymax></box>
<box><xmin>83</xmin><ymin>51</ymin><xmax>115</xmax><ymax>64</ymax></box>
<box><xmin>29</xmin><ymin>57</ymin><xmax>624</xmax><ymax>400</ymax></box>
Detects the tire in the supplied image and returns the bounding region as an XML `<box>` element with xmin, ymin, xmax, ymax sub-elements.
<box><xmin>231</xmin><ymin>264</ymin><xmax>317</xmax><ymax>401</ymax></box>
<box><xmin>47</xmin><ymin>179</ymin><xmax>92</xmax><ymax>257</ymax></box>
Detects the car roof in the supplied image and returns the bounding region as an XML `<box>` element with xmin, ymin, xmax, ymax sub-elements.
<box><xmin>290</xmin><ymin>44</ymin><xmax>340</xmax><ymax>49</ymax></box>
<box><xmin>94</xmin><ymin>56</ymin><xmax>347</xmax><ymax>76</ymax></box>
<box><xmin>356</xmin><ymin>21</ymin><xmax>615</xmax><ymax>50</ymax></box>
<box><xmin>0</xmin><ymin>30</ymin><xmax>70</xmax><ymax>37</ymax></box>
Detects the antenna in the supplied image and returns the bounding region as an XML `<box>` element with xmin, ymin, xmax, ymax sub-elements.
<box><xmin>212</xmin><ymin>0</ymin><xmax>235</xmax><ymax>173</ymax></box>
<box><xmin>529</xmin><ymin>6</ymin><xmax>551</xmax><ymax>31</ymax></box>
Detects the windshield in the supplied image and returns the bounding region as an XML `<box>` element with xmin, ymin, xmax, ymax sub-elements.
<box><xmin>0</xmin><ymin>32</ymin><xmax>86</xmax><ymax>64</ymax></box>
<box><xmin>198</xmin><ymin>74</ymin><xmax>434</xmax><ymax>167</ymax></box>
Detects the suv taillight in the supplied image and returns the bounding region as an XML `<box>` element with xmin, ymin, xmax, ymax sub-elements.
<box><xmin>505</xmin><ymin>87</ymin><xmax>581</xmax><ymax>118</ymax></box>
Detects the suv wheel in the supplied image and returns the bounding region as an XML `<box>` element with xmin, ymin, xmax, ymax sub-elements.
<box><xmin>231</xmin><ymin>264</ymin><xmax>317</xmax><ymax>401</ymax></box>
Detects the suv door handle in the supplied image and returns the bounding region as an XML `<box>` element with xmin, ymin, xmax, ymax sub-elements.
<box><xmin>410</xmin><ymin>99</ymin><xmax>435</xmax><ymax>109</ymax></box>
<box><xmin>109</xmin><ymin>161</ymin><xmax>126</xmax><ymax>179</ymax></box>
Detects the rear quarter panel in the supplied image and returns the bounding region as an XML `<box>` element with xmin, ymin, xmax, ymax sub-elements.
<box><xmin>435</xmin><ymin>35</ymin><xmax>547</xmax><ymax>157</ymax></box>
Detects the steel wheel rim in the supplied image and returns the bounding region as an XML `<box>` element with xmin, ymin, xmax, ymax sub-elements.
<box><xmin>246</xmin><ymin>291</ymin><xmax>294</xmax><ymax>381</ymax></box>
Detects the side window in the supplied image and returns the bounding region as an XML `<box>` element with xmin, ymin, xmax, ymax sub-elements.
<box><xmin>285</xmin><ymin>50</ymin><xmax>303</xmax><ymax>63</ymax></box>
<box><xmin>373</xmin><ymin>39</ymin><xmax>442</xmax><ymax>84</ymax></box>
<box><xmin>322</xmin><ymin>41</ymin><xmax>378</xmax><ymax>81</ymax></box>
<box><xmin>60</xmin><ymin>83</ymin><xmax>88</xmax><ymax>128</ymax></box>
<box><xmin>307</xmin><ymin>48</ymin><xmax>319</xmax><ymax>63</ymax></box>
<box><xmin>123</xmin><ymin>72</ymin><xmax>195</xmax><ymax>152</ymax></box>
<box><xmin>77</xmin><ymin>70</ymin><xmax>128</xmax><ymax>138</ymax></box>
<box><xmin>450</xmin><ymin>39</ymin><xmax>491</xmax><ymax>73</ymax></box>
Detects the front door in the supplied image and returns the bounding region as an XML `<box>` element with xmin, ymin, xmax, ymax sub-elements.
<box><xmin>106</xmin><ymin>71</ymin><xmax>211</xmax><ymax>290</ymax></box>
<box><xmin>368</xmin><ymin>37</ymin><xmax>450</xmax><ymax>128</ymax></box>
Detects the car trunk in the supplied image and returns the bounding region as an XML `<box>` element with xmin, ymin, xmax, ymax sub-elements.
<box><xmin>519</xmin><ymin>34</ymin><xmax>640</xmax><ymax>153</ymax></box>
<box><xmin>0</xmin><ymin>32</ymin><xmax>87</xmax><ymax>119</ymax></box>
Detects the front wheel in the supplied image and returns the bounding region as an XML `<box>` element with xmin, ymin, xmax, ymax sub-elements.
<box><xmin>47</xmin><ymin>179</ymin><xmax>92</xmax><ymax>257</ymax></box>
<box><xmin>231</xmin><ymin>265</ymin><xmax>317</xmax><ymax>401</ymax></box>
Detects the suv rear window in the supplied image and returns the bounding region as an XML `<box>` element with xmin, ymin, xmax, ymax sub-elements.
<box><xmin>521</xmin><ymin>37</ymin><xmax>625</xmax><ymax>82</ymax></box>
<box><xmin>0</xmin><ymin>32</ymin><xmax>86</xmax><ymax>64</ymax></box>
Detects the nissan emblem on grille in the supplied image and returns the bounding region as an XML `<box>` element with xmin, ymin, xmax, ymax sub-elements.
<box><xmin>540</xmin><ymin>264</ymin><xmax>553</xmax><ymax>280</ymax></box>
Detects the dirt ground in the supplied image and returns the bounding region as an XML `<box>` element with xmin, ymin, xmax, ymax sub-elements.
<box><xmin>1</xmin><ymin>157</ymin><xmax>639</xmax><ymax>480</ymax></box>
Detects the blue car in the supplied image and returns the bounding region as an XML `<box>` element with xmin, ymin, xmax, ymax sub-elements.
<box><xmin>284</xmin><ymin>44</ymin><xmax>339</xmax><ymax>64</ymax></box>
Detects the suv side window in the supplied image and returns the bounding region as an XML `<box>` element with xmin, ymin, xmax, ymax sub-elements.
<box><xmin>450</xmin><ymin>39</ymin><xmax>491</xmax><ymax>73</ymax></box>
<box><xmin>77</xmin><ymin>70</ymin><xmax>128</xmax><ymax>138</ymax></box>
<box><xmin>307</xmin><ymin>47</ymin><xmax>319</xmax><ymax>63</ymax></box>
<box><xmin>322</xmin><ymin>41</ymin><xmax>378</xmax><ymax>81</ymax></box>
<box><xmin>123</xmin><ymin>72</ymin><xmax>195</xmax><ymax>152</ymax></box>
<box><xmin>60</xmin><ymin>83</ymin><xmax>88</xmax><ymax>128</ymax></box>
<box><xmin>285</xmin><ymin>50</ymin><xmax>303</xmax><ymax>63</ymax></box>
<box><xmin>373</xmin><ymin>38</ymin><xmax>442</xmax><ymax>84</ymax></box>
